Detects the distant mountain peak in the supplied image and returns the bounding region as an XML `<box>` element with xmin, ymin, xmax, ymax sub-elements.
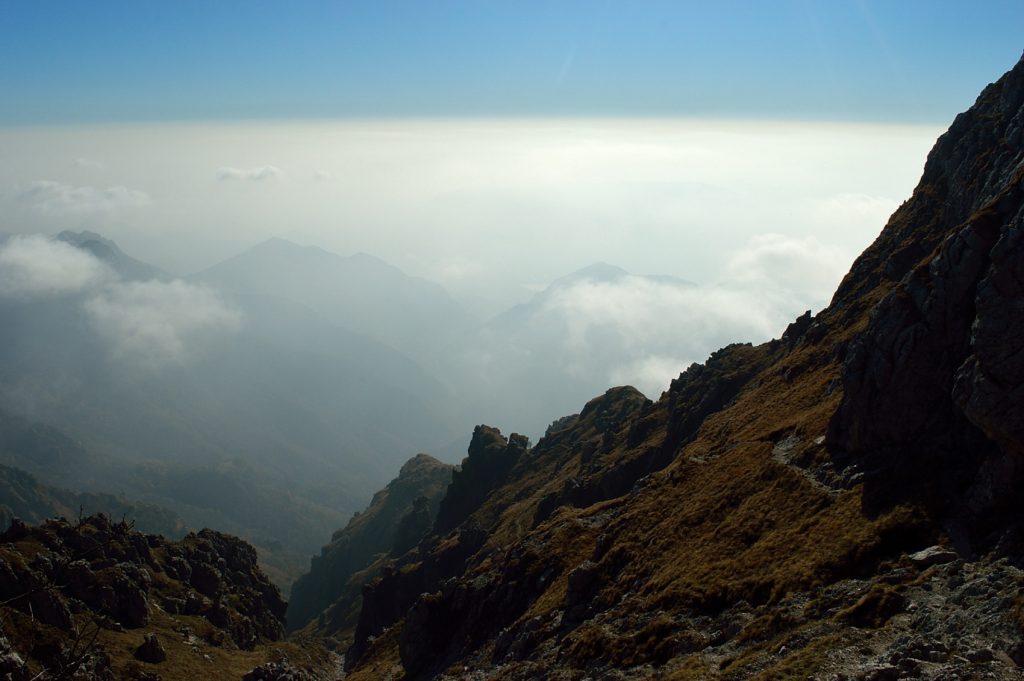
<box><xmin>57</xmin><ymin>229</ymin><xmax>111</xmax><ymax>247</ymax></box>
<box><xmin>248</xmin><ymin>236</ymin><xmax>334</xmax><ymax>258</ymax></box>
<box><xmin>56</xmin><ymin>229</ymin><xmax>167</xmax><ymax>281</ymax></box>
<box><xmin>546</xmin><ymin>262</ymin><xmax>693</xmax><ymax>291</ymax></box>
<box><xmin>561</xmin><ymin>261</ymin><xmax>630</xmax><ymax>283</ymax></box>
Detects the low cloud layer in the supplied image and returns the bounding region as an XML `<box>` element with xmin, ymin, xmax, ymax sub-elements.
<box><xmin>542</xmin><ymin>276</ymin><xmax>782</xmax><ymax>397</ymax></box>
<box><xmin>0</xmin><ymin>234</ymin><xmax>240</xmax><ymax>366</ymax></box>
<box><xmin>15</xmin><ymin>180</ymin><xmax>150</xmax><ymax>214</ymax></box>
<box><xmin>495</xmin><ymin>233</ymin><xmax>849</xmax><ymax>400</ymax></box>
<box><xmin>84</xmin><ymin>280</ymin><xmax>241</xmax><ymax>366</ymax></box>
<box><xmin>723</xmin><ymin>233</ymin><xmax>854</xmax><ymax>309</ymax></box>
<box><xmin>0</xmin><ymin>120</ymin><xmax>938</xmax><ymax>292</ymax></box>
<box><xmin>217</xmin><ymin>165</ymin><xmax>283</xmax><ymax>181</ymax></box>
<box><xmin>0</xmin><ymin>234</ymin><xmax>115</xmax><ymax>296</ymax></box>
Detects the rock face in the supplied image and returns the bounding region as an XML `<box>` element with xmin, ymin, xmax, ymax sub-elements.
<box><xmin>434</xmin><ymin>426</ymin><xmax>529</xmax><ymax>534</ymax></box>
<box><xmin>287</xmin><ymin>453</ymin><xmax>454</xmax><ymax>635</ymax></box>
<box><xmin>828</xmin><ymin>54</ymin><xmax>1024</xmax><ymax>526</ymax></box>
<box><xmin>339</xmin><ymin>54</ymin><xmax>1024</xmax><ymax>681</ymax></box>
<box><xmin>0</xmin><ymin>514</ymin><xmax>289</xmax><ymax>678</ymax></box>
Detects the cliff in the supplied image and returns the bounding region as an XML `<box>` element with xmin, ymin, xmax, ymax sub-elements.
<box><xmin>288</xmin><ymin>453</ymin><xmax>455</xmax><ymax>639</ymax></box>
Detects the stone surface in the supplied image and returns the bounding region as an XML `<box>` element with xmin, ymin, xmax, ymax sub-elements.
<box><xmin>134</xmin><ymin>633</ymin><xmax>167</xmax><ymax>663</ymax></box>
<box><xmin>909</xmin><ymin>546</ymin><xmax>959</xmax><ymax>568</ymax></box>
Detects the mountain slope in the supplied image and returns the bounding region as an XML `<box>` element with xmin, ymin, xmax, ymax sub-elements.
<box><xmin>0</xmin><ymin>514</ymin><xmax>338</xmax><ymax>680</ymax></box>
<box><xmin>0</xmin><ymin>237</ymin><xmax>467</xmax><ymax>590</ymax></box>
<box><xmin>0</xmin><ymin>462</ymin><xmax>187</xmax><ymax>538</ymax></box>
<box><xmin>288</xmin><ymin>453</ymin><xmax>455</xmax><ymax>637</ymax></box>
<box><xmin>339</xmin><ymin>53</ymin><xmax>1024</xmax><ymax>680</ymax></box>
<box><xmin>192</xmin><ymin>237</ymin><xmax>475</xmax><ymax>363</ymax></box>
<box><xmin>57</xmin><ymin>230</ymin><xmax>169</xmax><ymax>281</ymax></box>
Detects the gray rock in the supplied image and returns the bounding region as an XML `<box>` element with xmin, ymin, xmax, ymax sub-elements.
<box><xmin>134</xmin><ymin>632</ymin><xmax>167</xmax><ymax>663</ymax></box>
<box><xmin>909</xmin><ymin>546</ymin><xmax>959</xmax><ymax>568</ymax></box>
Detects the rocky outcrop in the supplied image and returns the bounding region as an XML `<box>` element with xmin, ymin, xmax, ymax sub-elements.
<box><xmin>434</xmin><ymin>426</ymin><xmax>528</xmax><ymax>534</ymax></box>
<box><xmin>829</xmin><ymin>55</ymin><xmax>1024</xmax><ymax>528</ymax></box>
<box><xmin>287</xmin><ymin>453</ymin><xmax>454</xmax><ymax>634</ymax></box>
<box><xmin>133</xmin><ymin>633</ymin><xmax>166</xmax><ymax>663</ymax></box>
<box><xmin>242</xmin><ymin>657</ymin><xmax>317</xmax><ymax>681</ymax></box>
<box><xmin>348</xmin><ymin>387</ymin><xmax>654</xmax><ymax>674</ymax></box>
<box><xmin>0</xmin><ymin>514</ymin><xmax>288</xmax><ymax>678</ymax></box>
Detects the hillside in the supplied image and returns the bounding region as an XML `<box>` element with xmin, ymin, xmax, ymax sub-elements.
<box><xmin>192</xmin><ymin>237</ymin><xmax>476</xmax><ymax>365</ymax></box>
<box><xmin>0</xmin><ymin>238</ymin><xmax>467</xmax><ymax>590</ymax></box>
<box><xmin>0</xmin><ymin>514</ymin><xmax>338</xmax><ymax>680</ymax></box>
<box><xmin>288</xmin><ymin>453</ymin><xmax>455</xmax><ymax>638</ymax></box>
<box><xmin>319</xmin><ymin>53</ymin><xmax>1024</xmax><ymax>679</ymax></box>
<box><xmin>0</xmin><ymin>462</ymin><xmax>186</xmax><ymax>539</ymax></box>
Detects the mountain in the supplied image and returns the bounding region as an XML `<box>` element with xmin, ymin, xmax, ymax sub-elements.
<box><xmin>0</xmin><ymin>237</ymin><xmax>468</xmax><ymax>590</ymax></box>
<box><xmin>441</xmin><ymin>263</ymin><xmax>697</xmax><ymax>438</ymax></box>
<box><xmin>57</xmin><ymin>230</ymin><xmax>169</xmax><ymax>281</ymax></box>
<box><xmin>317</xmin><ymin>54</ymin><xmax>1024</xmax><ymax>679</ymax></box>
<box><xmin>192</xmin><ymin>237</ymin><xmax>476</xmax><ymax>364</ymax></box>
<box><xmin>0</xmin><ymin>462</ymin><xmax>187</xmax><ymax>538</ymax></box>
<box><xmin>287</xmin><ymin>453</ymin><xmax>455</xmax><ymax>636</ymax></box>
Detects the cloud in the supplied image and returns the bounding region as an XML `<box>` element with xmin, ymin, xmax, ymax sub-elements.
<box><xmin>812</xmin><ymin>192</ymin><xmax>898</xmax><ymax>230</ymax></box>
<box><xmin>217</xmin><ymin>165</ymin><xmax>283</xmax><ymax>181</ymax></box>
<box><xmin>314</xmin><ymin>170</ymin><xmax>331</xmax><ymax>180</ymax></box>
<box><xmin>514</xmin><ymin>237</ymin><xmax>854</xmax><ymax>399</ymax></box>
<box><xmin>0</xmin><ymin>233</ymin><xmax>241</xmax><ymax>366</ymax></box>
<box><xmin>608</xmin><ymin>354</ymin><xmax>693</xmax><ymax>396</ymax></box>
<box><xmin>722</xmin><ymin>233</ymin><xmax>854</xmax><ymax>308</ymax></box>
<box><xmin>84</xmin><ymin>279</ymin><xmax>242</xmax><ymax>367</ymax></box>
<box><xmin>541</xmin><ymin>276</ymin><xmax>783</xmax><ymax>396</ymax></box>
<box><xmin>14</xmin><ymin>180</ymin><xmax>150</xmax><ymax>214</ymax></box>
<box><xmin>0</xmin><ymin>234</ymin><xmax>115</xmax><ymax>297</ymax></box>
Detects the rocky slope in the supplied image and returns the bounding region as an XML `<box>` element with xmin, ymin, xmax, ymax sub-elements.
<box><xmin>0</xmin><ymin>514</ymin><xmax>337</xmax><ymax>680</ymax></box>
<box><xmin>288</xmin><ymin>453</ymin><xmax>455</xmax><ymax>637</ymax></box>
<box><xmin>335</xmin><ymin>53</ymin><xmax>1024</xmax><ymax>680</ymax></box>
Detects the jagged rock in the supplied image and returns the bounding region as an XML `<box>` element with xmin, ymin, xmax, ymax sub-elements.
<box><xmin>242</xmin><ymin>657</ymin><xmax>314</xmax><ymax>681</ymax></box>
<box><xmin>782</xmin><ymin>309</ymin><xmax>813</xmax><ymax>347</ymax></box>
<box><xmin>0</xmin><ymin>514</ymin><xmax>288</xmax><ymax>675</ymax></box>
<box><xmin>28</xmin><ymin>588</ymin><xmax>73</xmax><ymax>630</ymax></box>
<box><xmin>189</xmin><ymin>562</ymin><xmax>221</xmax><ymax>597</ymax></box>
<box><xmin>287</xmin><ymin>453</ymin><xmax>454</xmax><ymax>635</ymax></box>
<box><xmin>391</xmin><ymin>495</ymin><xmax>433</xmax><ymax>556</ymax></box>
<box><xmin>954</xmin><ymin>218</ymin><xmax>1024</xmax><ymax>461</ymax></box>
<box><xmin>909</xmin><ymin>546</ymin><xmax>959</xmax><ymax>568</ymax></box>
<box><xmin>134</xmin><ymin>633</ymin><xmax>167</xmax><ymax>663</ymax></box>
<box><xmin>0</xmin><ymin>651</ymin><xmax>30</xmax><ymax>681</ymax></box>
<box><xmin>827</xmin><ymin>56</ymin><xmax>1024</xmax><ymax>526</ymax></box>
<box><xmin>434</xmin><ymin>426</ymin><xmax>528</xmax><ymax>535</ymax></box>
<box><xmin>665</xmin><ymin>343</ymin><xmax>774</xmax><ymax>450</ymax></box>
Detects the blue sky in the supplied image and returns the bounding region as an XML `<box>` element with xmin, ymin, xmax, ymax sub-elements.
<box><xmin>2</xmin><ymin>1</ymin><xmax>1022</xmax><ymax>124</ymax></box>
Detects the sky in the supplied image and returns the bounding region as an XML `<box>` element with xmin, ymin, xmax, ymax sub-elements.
<box><xmin>1</xmin><ymin>2</ymin><xmax>1022</xmax><ymax>390</ymax></box>
<box><xmin>2</xmin><ymin>1</ymin><xmax>1022</xmax><ymax>123</ymax></box>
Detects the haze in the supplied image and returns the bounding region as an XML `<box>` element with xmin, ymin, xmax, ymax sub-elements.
<box><xmin>2</xmin><ymin>0</ymin><xmax>1022</xmax><ymax>590</ymax></box>
<box><xmin>2</xmin><ymin>119</ymin><xmax>937</xmax><ymax>310</ymax></box>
